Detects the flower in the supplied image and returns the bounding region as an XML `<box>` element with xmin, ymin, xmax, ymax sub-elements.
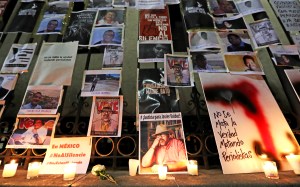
<box><xmin>91</xmin><ymin>164</ymin><xmax>117</xmax><ymax>184</ymax></box>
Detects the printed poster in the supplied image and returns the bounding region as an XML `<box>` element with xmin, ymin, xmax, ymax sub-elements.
<box><xmin>29</xmin><ymin>41</ymin><xmax>78</xmax><ymax>86</ymax></box>
<box><xmin>164</xmin><ymin>54</ymin><xmax>194</xmax><ymax>87</ymax></box>
<box><xmin>136</xmin><ymin>0</ymin><xmax>164</xmax><ymax>9</ymax></box>
<box><xmin>39</xmin><ymin>137</ymin><xmax>92</xmax><ymax>174</ymax></box>
<box><xmin>81</xmin><ymin>70</ymin><xmax>121</xmax><ymax>97</ymax></box>
<box><xmin>1</xmin><ymin>43</ymin><xmax>37</xmax><ymax>73</ymax></box>
<box><xmin>269</xmin><ymin>0</ymin><xmax>300</xmax><ymax>32</ymax></box>
<box><xmin>139</xmin><ymin>112</ymin><xmax>188</xmax><ymax>174</ymax></box>
<box><xmin>138</xmin><ymin>40</ymin><xmax>173</xmax><ymax>63</ymax></box>
<box><xmin>235</xmin><ymin>0</ymin><xmax>265</xmax><ymax>16</ymax></box>
<box><xmin>190</xmin><ymin>51</ymin><xmax>227</xmax><ymax>73</ymax></box>
<box><xmin>209</xmin><ymin>0</ymin><xmax>239</xmax><ymax>16</ymax></box>
<box><xmin>138</xmin><ymin>68</ymin><xmax>180</xmax><ymax>114</ymax></box>
<box><xmin>36</xmin><ymin>15</ymin><xmax>65</xmax><ymax>35</ymax></box>
<box><xmin>199</xmin><ymin>73</ymin><xmax>299</xmax><ymax>174</ymax></box>
<box><xmin>188</xmin><ymin>31</ymin><xmax>220</xmax><ymax>52</ymax></box>
<box><xmin>18</xmin><ymin>85</ymin><xmax>63</xmax><ymax>115</ymax></box>
<box><xmin>63</xmin><ymin>10</ymin><xmax>97</xmax><ymax>46</ymax></box>
<box><xmin>113</xmin><ymin>0</ymin><xmax>136</xmax><ymax>7</ymax></box>
<box><xmin>7</xmin><ymin>1</ymin><xmax>44</xmax><ymax>33</ymax></box>
<box><xmin>269</xmin><ymin>45</ymin><xmax>300</xmax><ymax>66</ymax></box>
<box><xmin>139</xmin><ymin>7</ymin><xmax>172</xmax><ymax>41</ymax></box>
<box><xmin>6</xmin><ymin>115</ymin><xmax>59</xmax><ymax>149</ymax></box>
<box><xmin>102</xmin><ymin>46</ymin><xmax>124</xmax><ymax>69</ymax></box>
<box><xmin>0</xmin><ymin>74</ymin><xmax>18</xmax><ymax>100</ymax></box>
<box><xmin>95</xmin><ymin>8</ymin><xmax>125</xmax><ymax>26</ymax></box>
<box><xmin>215</xmin><ymin>14</ymin><xmax>247</xmax><ymax>30</ymax></box>
<box><xmin>88</xmin><ymin>96</ymin><xmax>123</xmax><ymax>137</ymax></box>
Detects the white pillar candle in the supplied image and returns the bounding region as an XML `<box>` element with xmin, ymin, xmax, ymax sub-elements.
<box><xmin>128</xmin><ymin>159</ymin><xmax>139</xmax><ymax>176</ymax></box>
<box><xmin>63</xmin><ymin>163</ymin><xmax>77</xmax><ymax>181</ymax></box>
<box><xmin>2</xmin><ymin>161</ymin><xmax>18</xmax><ymax>178</ymax></box>
<box><xmin>188</xmin><ymin>160</ymin><xmax>198</xmax><ymax>176</ymax></box>
<box><xmin>27</xmin><ymin>162</ymin><xmax>41</xmax><ymax>179</ymax></box>
<box><xmin>262</xmin><ymin>161</ymin><xmax>279</xmax><ymax>179</ymax></box>
<box><xmin>158</xmin><ymin>165</ymin><xmax>167</xmax><ymax>180</ymax></box>
<box><xmin>286</xmin><ymin>154</ymin><xmax>300</xmax><ymax>175</ymax></box>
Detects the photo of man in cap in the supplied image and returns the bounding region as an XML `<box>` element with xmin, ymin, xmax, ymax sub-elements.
<box><xmin>166</xmin><ymin>60</ymin><xmax>191</xmax><ymax>86</ymax></box>
<box><xmin>141</xmin><ymin>123</ymin><xmax>188</xmax><ymax>173</ymax></box>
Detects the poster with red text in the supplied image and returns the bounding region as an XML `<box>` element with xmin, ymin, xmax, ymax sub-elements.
<box><xmin>39</xmin><ymin>137</ymin><xmax>92</xmax><ymax>174</ymax></box>
<box><xmin>199</xmin><ymin>73</ymin><xmax>298</xmax><ymax>174</ymax></box>
<box><xmin>139</xmin><ymin>7</ymin><xmax>172</xmax><ymax>41</ymax></box>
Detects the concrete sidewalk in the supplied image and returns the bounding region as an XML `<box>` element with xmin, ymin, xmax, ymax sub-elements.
<box><xmin>0</xmin><ymin>169</ymin><xmax>299</xmax><ymax>187</ymax></box>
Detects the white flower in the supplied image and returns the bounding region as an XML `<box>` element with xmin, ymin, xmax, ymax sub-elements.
<box><xmin>91</xmin><ymin>164</ymin><xmax>106</xmax><ymax>175</ymax></box>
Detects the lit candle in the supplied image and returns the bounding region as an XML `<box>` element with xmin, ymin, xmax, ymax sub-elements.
<box><xmin>2</xmin><ymin>160</ymin><xmax>18</xmax><ymax>178</ymax></box>
<box><xmin>63</xmin><ymin>163</ymin><xmax>77</xmax><ymax>181</ymax></box>
<box><xmin>128</xmin><ymin>159</ymin><xmax>139</xmax><ymax>176</ymax></box>
<box><xmin>158</xmin><ymin>165</ymin><xmax>167</xmax><ymax>180</ymax></box>
<box><xmin>188</xmin><ymin>160</ymin><xmax>198</xmax><ymax>176</ymax></box>
<box><xmin>262</xmin><ymin>161</ymin><xmax>279</xmax><ymax>179</ymax></box>
<box><xmin>27</xmin><ymin>162</ymin><xmax>41</xmax><ymax>179</ymax></box>
<box><xmin>286</xmin><ymin>154</ymin><xmax>300</xmax><ymax>175</ymax></box>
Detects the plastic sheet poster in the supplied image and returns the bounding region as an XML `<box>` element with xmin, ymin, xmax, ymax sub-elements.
<box><xmin>39</xmin><ymin>137</ymin><xmax>92</xmax><ymax>174</ymax></box>
<box><xmin>199</xmin><ymin>73</ymin><xmax>298</xmax><ymax>174</ymax></box>
<box><xmin>269</xmin><ymin>0</ymin><xmax>300</xmax><ymax>32</ymax></box>
<box><xmin>63</xmin><ymin>10</ymin><xmax>97</xmax><ymax>46</ymax></box>
<box><xmin>29</xmin><ymin>41</ymin><xmax>78</xmax><ymax>86</ymax></box>
<box><xmin>138</xmin><ymin>68</ymin><xmax>179</xmax><ymax>114</ymax></box>
<box><xmin>6</xmin><ymin>114</ymin><xmax>59</xmax><ymax>149</ymax></box>
<box><xmin>136</xmin><ymin>0</ymin><xmax>164</xmax><ymax>9</ymax></box>
<box><xmin>1</xmin><ymin>43</ymin><xmax>37</xmax><ymax>73</ymax></box>
<box><xmin>235</xmin><ymin>0</ymin><xmax>265</xmax><ymax>16</ymax></box>
<box><xmin>7</xmin><ymin>1</ymin><xmax>44</xmax><ymax>33</ymax></box>
<box><xmin>88</xmin><ymin>96</ymin><xmax>123</xmax><ymax>137</ymax></box>
<box><xmin>18</xmin><ymin>85</ymin><xmax>63</xmax><ymax>115</ymax></box>
<box><xmin>139</xmin><ymin>7</ymin><xmax>172</xmax><ymax>41</ymax></box>
<box><xmin>80</xmin><ymin>70</ymin><xmax>121</xmax><ymax>97</ymax></box>
<box><xmin>164</xmin><ymin>54</ymin><xmax>194</xmax><ymax>87</ymax></box>
<box><xmin>285</xmin><ymin>69</ymin><xmax>300</xmax><ymax>102</ymax></box>
<box><xmin>0</xmin><ymin>74</ymin><xmax>18</xmax><ymax>100</ymax></box>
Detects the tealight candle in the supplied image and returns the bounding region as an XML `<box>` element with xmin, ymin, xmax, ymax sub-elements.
<box><xmin>262</xmin><ymin>161</ymin><xmax>279</xmax><ymax>179</ymax></box>
<box><xmin>286</xmin><ymin>154</ymin><xmax>300</xmax><ymax>175</ymax></box>
<box><xmin>2</xmin><ymin>160</ymin><xmax>18</xmax><ymax>178</ymax></box>
<box><xmin>188</xmin><ymin>160</ymin><xmax>198</xmax><ymax>176</ymax></box>
<box><xmin>63</xmin><ymin>163</ymin><xmax>77</xmax><ymax>181</ymax></box>
<box><xmin>27</xmin><ymin>162</ymin><xmax>41</xmax><ymax>179</ymax></box>
<box><xmin>158</xmin><ymin>165</ymin><xmax>167</xmax><ymax>180</ymax></box>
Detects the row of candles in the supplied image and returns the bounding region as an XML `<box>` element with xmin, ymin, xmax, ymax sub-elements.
<box><xmin>1</xmin><ymin>160</ymin><xmax>77</xmax><ymax>180</ymax></box>
<box><xmin>129</xmin><ymin>154</ymin><xmax>300</xmax><ymax>180</ymax></box>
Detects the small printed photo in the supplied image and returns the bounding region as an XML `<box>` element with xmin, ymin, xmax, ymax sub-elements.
<box><xmin>45</xmin><ymin>1</ymin><xmax>70</xmax><ymax>15</ymax></box>
<box><xmin>188</xmin><ymin>31</ymin><xmax>220</xmax><ymax>52</ymax></box>
<box><xmin>285</xmin><ymin>69</ymin><xmax>300</xmax><ymax>102</ymax></box>
<box><xmin>103</xmin><ymin>46</ymin><xmax>124</xmax><ymax>69</ymax></box>
<box><xmin>138</xmin><ymin>41</ymin><xmax>173</xmax><ymax>63</ymax></box>
<box><xmin>37</xmin><ymin>16</ymin><xmax>64</xmax><ymax>34</ymax></box>
<box><xmin>139</xmin><ymin>112</ymin><xmax>188</xmax><ymax>174</ymax></box>
<box><xmin>19</xmin><ymin>85</ymin><xmax>63</xmax><ymax>115</ymax></box>
<box><xmin>81</xmin><ymin>70</ymin><xmax>121</xmax><ymax>97</ymax></box>
<box><xmin>91</xmin><ymin>27</ymin><xmax>123</xmax><ymax>46</ymax></box>
<box><xmin>215</xmin><ymin>15</ymin><xmax>247</xmax><ymax>30</ymax></box>
<box><xmin>88</xmin><ymin>96</ymin><xmax>123</xmax><ymax>137</ymax></box>
<box><xmin>235</xmin><ymin>0</ymin><xmax>264</xmax><ymax>16</ymax></box>
<box><xmin>190</xmin><ymin>51</ymin><xmax>227</xmax><ymax>72</ymax></box>
<box><xmin>218</xmin><ymin>31</ymin><xmax>253</xmax><ymax>53</ymax></box>
<box><xmin>87</xmin><ymin>0</ymin><xmax>113</xmax><ymax>8</ymax></box>
<box><xmin>6</xmin><ymin>115</ymin><xmax>59</xmax><ymax>149</ymax></box>
<box><xmin>209</xmin><ymin>0</ymin><xmax>238</xmax><ymax>16</ymax></box>
<box><xmin>113</xmin><ymin>0</ymin><xmax>136</xmax><ymax>7</ymax></box>
<box><xmin>269</xmin><ymin>45</ymin><xmax>300</xmax><ymax>66</ymax></box>
<box><xmin>0</xmin><ymin>74</ymin><xmax>18</xmax><ymax>100</ymax></box>
<box><xmin>164</xmin><ymin>54</ymin><xmax>193</xmax><ymax>87</ymax></box>
<box><xmin>224</xmin><ymin>53</ymin><xmax>264</xmax><ymax>75</ymax></box>
<box><xmin>96</xmin><ymin>8</ymin><xmax>125</xmax><ymax>26</ymax></box>
<box><xmin>248</xmin><ymin>19</ymin><xmax>280</xmax><ymax>48</ymax></box>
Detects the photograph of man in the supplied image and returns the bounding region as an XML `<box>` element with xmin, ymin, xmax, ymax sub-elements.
<box><xmin>96</xmin><ymin>9</ymin><xmax>124</xmax><ymax>25</ymax></box>
<box><xmin>141</xmin><ymin>123</ymin><xmax>188</xmax><ymax>173</ymax></box>
<box><xmin>243</xmin><ymin>55</ymin><xmax>261</xmax><ymax>72</ymax></box>
<box><xmin>211</xmin><ymin>0</ymin><xmax>238</xmax><ymax>16</ymax></box>
<box><xmin>92</xmin><ymin>27</ymin><xmax>123</xmax><ymax>46</ymax></box>
<box><xmin>226</xmin><ymin>33</ymin><xmax>253</xmax><ymax>52</ymax></box>
<box><xmin>192</xmin><ymin>53</ymin><xmax>213</xmax><ymax>71</ymax></box>
<box><xmin>21</xmin><ymin>92</ymin><xmax>43</xmax><ymax>109</ymax></box>
<box><xmin>166</xmin><ymin>60</ymin><xmax>191</xmax><ymax>86</ymax></box>
<box><xmin>275</xmin><ymin>54</ymin><xmax>300</xmax><ymax>66</ymax></box>
<box><xmin>235</xmin><ymin>0</ymin><xmax>264</xmax><ymax>16</ymax></box>
<box><xmin>138</xmin><ymin>42</ymin><xmax>172</xmax><ymax>62</ymax></box>
<box><xmin>37</xmin><ymin>18</ymin><xmax>62</xmax><ymax>33</ymax></box>
<box><xmin>224</xmin><ymin>53</ymin><xmax>263</xmax><ymax>74</ymax></box>
<box><xmin>90</xmin><ymin>76</ymin><xmax>99</xmax><ymax>92</ymax></box>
